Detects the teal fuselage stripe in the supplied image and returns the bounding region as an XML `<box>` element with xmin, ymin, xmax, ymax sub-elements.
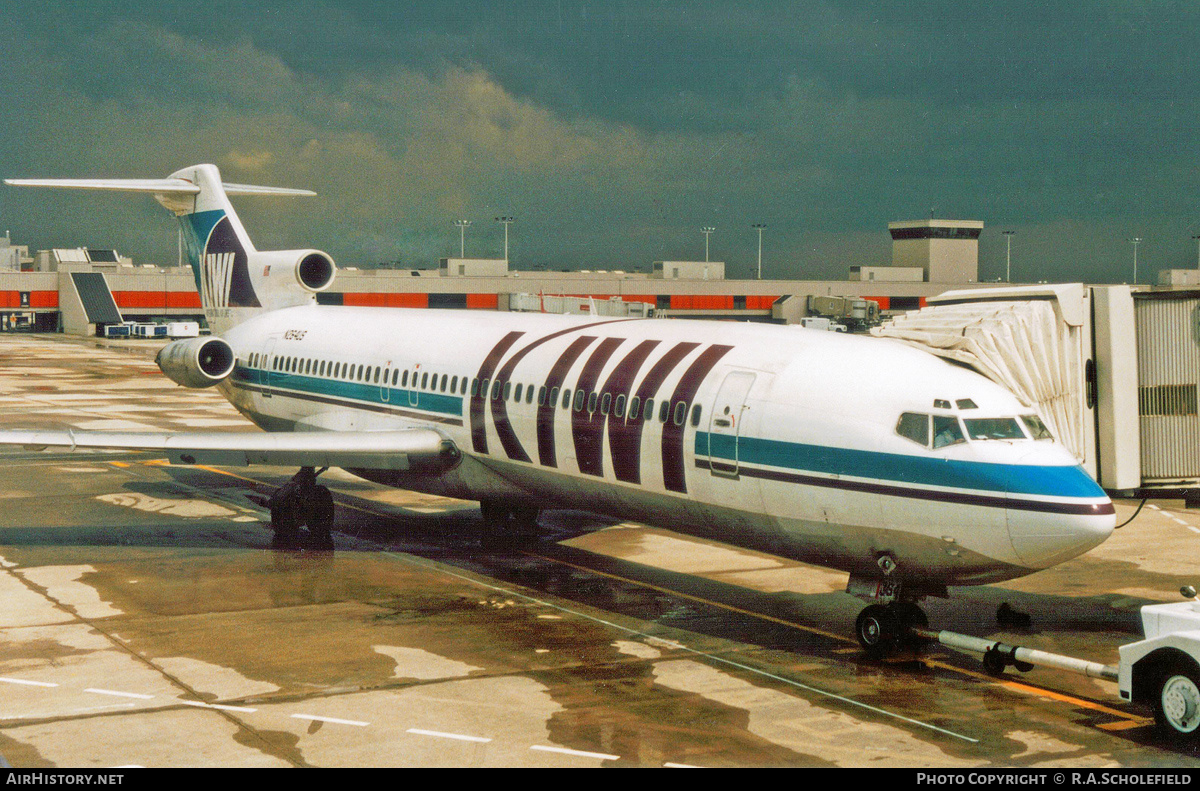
<box><xmin>696</xmin><ymin>431</ymin><xmax>1104</xmax><ymax>499</ymax></box>
<box><xmin>232</xmin><ymin>366</ymin><xmax>464</xmax><ymax>418</ymax></box>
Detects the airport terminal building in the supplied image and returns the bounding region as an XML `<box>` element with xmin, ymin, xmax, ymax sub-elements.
<box><xmin>0</xmin><ymin>218</ymin><xmax>1190</xmax><ymax>335</ymax></box>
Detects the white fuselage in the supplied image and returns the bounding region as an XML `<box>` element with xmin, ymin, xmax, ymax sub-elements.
<box><xmin>217</xmin><ymin>305</ymin><xmax>1115</xmax><ymax>589</ymax></box>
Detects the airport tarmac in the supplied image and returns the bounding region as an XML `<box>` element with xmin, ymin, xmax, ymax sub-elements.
<box><xmin>0</xmin><ymin>333</ymin><xmax>1196</xmax><ymax>768</ymax></box>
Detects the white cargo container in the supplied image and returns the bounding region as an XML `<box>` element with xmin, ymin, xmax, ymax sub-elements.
<box><xmin>166</xmin><ymin>321</ymin><xmax>200</xmax><ymax>338</ymax></box>
<box><xmin>132</xmin><ymin>323</ymin><xmax>168</xmax><ymax>338</ymax></box>
<box><xmin>874</xmin><ymin>284</ymin><xmax>1200</xmax><ymax>495</ymax></box>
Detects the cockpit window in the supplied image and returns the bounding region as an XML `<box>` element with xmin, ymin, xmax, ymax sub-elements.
<box><xmin>932</xmin><ymin>415</ymin><xmax>966</xmax><ymax>448</ymax></box>
<box><xmin>896</xmin><ymin>413</ymin><xmax>930</xmax><ymax>447</ymax></box>
<box><xmin>1021</xmin><ymin>414</ymin><xmax>1053</xmax><ymax>440</ymax></box>
<box><xmin>964</xmin><ymin>417</ymin><xmax>1025</xmax><ymax>441</ymax></box>
<box><xmin>955</xmin><ymin>398</ymin><xmax>978</xmax><ymax>410</ymax></box>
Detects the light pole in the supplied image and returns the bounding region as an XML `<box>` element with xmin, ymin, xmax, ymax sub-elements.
<box><xmin>1192</xmin><ymin>234</ymin><xmax>1200</xmax><ymax>270</ymax></box>
<box><xmin>1002</xmin><ymin>230</ymin><xmax>1015</xmax><ymax>283</ymax></box>
<box><xmin>701</xmin><ymin>226</ymin><xmax>715</xmax><ymax>262</ymax></box>
<box><xmin>495</xmin><ymin>217</ymin><xmax>514</xmax><ymax>262</ymax></box>
<box><xmin>453</xmin><ymin>220</ymin><xmax>472</xmax><ymax>257</ymax></box>
<box><xmin>751</xmin><ymin>223</ymin><xmax>766</xmax><ymax>280</ymax></box>
<box><xmin>1128</xmin><ymin>237</ymin><xmax>1142</xmax><ymax>284</ymax></box>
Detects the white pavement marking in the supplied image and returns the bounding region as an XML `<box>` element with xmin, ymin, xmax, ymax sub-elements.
<box><xmin>178</xmin><ymin>700</ymin><xmax>258</xmax><ymax>713</ymax></box>
<box><xmin>407</xmin><ymin>728</ymin><xmax>492</xmax><ymax>744</ymax></box>
<box><xmin>0</xmin><ymin>677</ymin><xmax>58</xmax><ymax>688</ymax></box>
<box><xmin>84</xmin><ymin>688</ymin><xmax>155</xmax><ymax>700</ymax></box>
<box><xmin>290</xmin><ymin>713</ymin><xmax>370</xmax><ymax>727</ymax></box>
<box><xmin>664</xmin><ymin>762</ymin><xmax>703</xmax><ymax>768</ymax></box>
<box><xmin>530</xmin><ymin>744</ymin><xmax>621</xmax><ymax>761</ymax></box>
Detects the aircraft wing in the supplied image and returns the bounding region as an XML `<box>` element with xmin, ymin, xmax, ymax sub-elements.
<box><xmin>0</xmin><ymin>428</ymin><xmax>461</xmax><ymax>472</ymax></box>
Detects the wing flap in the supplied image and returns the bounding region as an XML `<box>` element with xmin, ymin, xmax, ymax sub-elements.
<box><xmin>0</xmin><ymin>428</ymin><xmax>461</xmax><ymax>472</ymax></box>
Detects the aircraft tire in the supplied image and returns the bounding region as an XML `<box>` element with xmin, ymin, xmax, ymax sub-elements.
<box><xmin>270</xmin><ymin>495</ymin><xmax>302</xmax><ymax>548</ymax></box>
<box><xmin>892</xmin><ymin>601</ymin><xmax>929</xmax><ymax>650</ymax></box>
<box><xmin>510</xmin><ymin>505</ymin><xmax>541</xmax><ymax>538</ymax></box>
<box><xmin>479</xmin><ymin>500</ymin><xmax>510</xmax><ymax>549</ymax></box>
<box><xmin>856</xmin><ymin>604</ymin><xmax>898</xmax><ymax>659</ymax></box>
<box><xmin>307</xmin><ymin>486</ymin><xmax>335</xmax><ymax>550</ymax></box>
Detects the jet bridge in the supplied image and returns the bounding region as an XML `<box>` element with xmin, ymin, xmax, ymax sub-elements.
<box><xmin>60</xmin><ymin>270</ymin><xmax>123</xmax><ymax>336</ymax></box>
<box><xmin>873</xmin><ymin>283</ymin><xmax>1200</xmax><ymax>496</ymax></box>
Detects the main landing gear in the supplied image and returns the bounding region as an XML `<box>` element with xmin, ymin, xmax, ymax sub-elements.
<box><xmin>268</xmin><ymin>466</ymin><xmax>335</xmax><ymax>550</ymax></box>
<box><xmin>478</xmin><ymin>499</ymin><xmax>541</xmax><ymax>549</ymax></box>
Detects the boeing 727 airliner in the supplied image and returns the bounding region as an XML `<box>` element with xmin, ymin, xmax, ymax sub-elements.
<box><xmin>1</xmin><ymin>165</ymin><xmax>1116</xmax><ymax>655</ymax></box>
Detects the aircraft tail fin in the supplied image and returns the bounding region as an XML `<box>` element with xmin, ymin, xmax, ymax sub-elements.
<box><xmin>5</xmin><ymin>165</ymin><xmax>333</xmax><ymax>334</ymax></box>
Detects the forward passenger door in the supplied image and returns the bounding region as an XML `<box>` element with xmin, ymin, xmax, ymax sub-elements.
<box><xmin>707</xmin><ymin>371</ymin><xmax>756</xmax><ymax>477</ymax></box>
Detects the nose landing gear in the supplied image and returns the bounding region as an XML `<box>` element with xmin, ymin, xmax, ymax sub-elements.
<box><xmin>269</xmin><ymin>466</ymin><xmax>335</xmax><ymax>550</ymax></box>
<box><xmin>855</xmin><ymin>601</ymin><xmax>929</xmax><ymax>659</ymax></box>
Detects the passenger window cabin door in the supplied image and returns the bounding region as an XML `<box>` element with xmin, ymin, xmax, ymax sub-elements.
<box><xmin>707</xmin><ymin>371</ymin><xmax>756</xmax><ymax>478</ymax></box>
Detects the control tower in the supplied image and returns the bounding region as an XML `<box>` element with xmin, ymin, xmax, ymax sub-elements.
<box><xmin>888</xmin><ymin>219</ymin><xmax>983</xmax><ymax>283</ymax></box>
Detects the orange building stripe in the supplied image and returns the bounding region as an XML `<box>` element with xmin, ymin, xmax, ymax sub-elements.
<box><xmin>466</xmin><ymin>293</ymin><xmax>498</xmax><ymax>309</ymax></box>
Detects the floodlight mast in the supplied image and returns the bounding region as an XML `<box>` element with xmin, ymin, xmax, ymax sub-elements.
<box><xmin>1002</xmin><ymin>230</ymin><xmax>1015</xmax><ymax>283</ymax></box>
<box><xmin>495</xmin><ymin>217</ymin><xmax>514</xmax><ymax>262</ymax></box>
<box><xmin>453</xmin><ymin>219</ymin><xmax>472</xmax><ymax>257</ymax></box>
<box><xmin>752</xmin><ymin>223</ymin><xmax>767</xmax><ymax>280</ymax></box>
<box><xmin>701</xmin><ymin>226</ymin><xmax>715</xmax><ymax>262</ymax></box>
<box><xmin>1128</xmin><ymin>237</ymin><xmax>1142</xmax><ymax>284</ymax></box>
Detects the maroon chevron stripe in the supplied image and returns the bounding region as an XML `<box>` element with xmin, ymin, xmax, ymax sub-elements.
<box><xmin>490</xmin><ymin>320</ymin><xmax>633</xmax><ymax>463</ymax></box>
<box><xmin>536</xmin><ymin>336</ymin><xmax>596</xmax><ymax>467</ymax></box>
<box><xmin>590</xmin><ymin>340</ymin><xmax>661</xmax><ymax>478</ymax></box>
<box><xmin>662</xmin><ymin>345</ymin><xmax>733</xmax><ymax>493</ymax></box>
<box><xmin>470</xmin><ymin>331</ymin><xmax>525</xmax><ymax>453</ymax></box>
<box><xmin>571</xmin><ymin>338</ymin><xmax>624</xmax><ymax>474</ymax></box>
<box><xmin>612</xmin><ymin>342</ymin><xmax>700</xmax><ymax>484</ymax></box>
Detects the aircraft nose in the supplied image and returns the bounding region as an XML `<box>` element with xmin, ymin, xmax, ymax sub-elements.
<box><xmin>1007</xmin><ymin>500</ymin><xmax>1115</xmax><ymax>568</ymax></box>
<box><xmin>1006</xmin><ymin>464</ymin><xmax>1115</xmax><ymax>569</ymax></box>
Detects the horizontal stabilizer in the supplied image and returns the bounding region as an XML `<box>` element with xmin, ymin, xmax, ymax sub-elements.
<box><xmin>4</xmin><ymin>178</ymin><xmax>315</xmax><ymax>197</ymax></box>
<box><xmin>222</xmin><ymin>182</ymin><xmax>316</xmax><ymax>197</ymax></box>
<box><xmin>4</xmin><ymin>178</ymin><xmax>201</xmax><ymax>194</ymax></box>
<box><xmin>0</xmin><ymin>428</ymin><xmax>460</xmax><ymax>472</ymax></box>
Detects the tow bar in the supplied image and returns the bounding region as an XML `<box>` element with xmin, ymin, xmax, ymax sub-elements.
<box><xmin>909</xmin><ymin>588</ymin><xmax>1200</xmax><ymax>743</ymax></box>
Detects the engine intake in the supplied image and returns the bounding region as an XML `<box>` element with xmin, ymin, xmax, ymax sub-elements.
<box><xmin>297</xmin><ymin>252</ymin><xmax>335</xmax><ymax>291</ymax></box>
<box><xmin>156</xmin><ymin>337</ymin><xmax>235</xmax><ymax>388</ymax></box>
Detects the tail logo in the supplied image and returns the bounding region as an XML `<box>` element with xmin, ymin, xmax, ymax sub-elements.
<box><xmin>202</xmin><ymin>252</ymin><xmax>236</xmax><ymax>309</ymax></box>
<box><xmin>190</xmin><ymin>214</ymin><xmax>260</xmax><ymax>309</ymax></box>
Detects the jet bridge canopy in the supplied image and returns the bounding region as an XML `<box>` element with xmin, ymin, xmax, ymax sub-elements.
<box><xmin>871</xmin><ymin>284</ymin><xmax>1089</xmax><ymax>464</ymax></box>
<box><xmin>68</xmin><ymin>271</ymin><xmax>123</xmax><ymax>325</ymax></box>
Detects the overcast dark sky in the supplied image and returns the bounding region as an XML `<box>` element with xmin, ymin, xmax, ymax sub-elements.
<box><xmin>1</xmin><ymin>1</ymin><xmax>1198</xmax><ymax>283</ymax></box>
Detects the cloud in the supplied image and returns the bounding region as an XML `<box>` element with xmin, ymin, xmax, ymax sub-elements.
<box><xmin>2</xmin><ymin>2</ymin><xmax>1200</xmax><ymax>281</ymax></box>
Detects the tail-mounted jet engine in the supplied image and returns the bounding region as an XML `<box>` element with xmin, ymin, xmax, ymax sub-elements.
<box><xmin>248</xmin><ymin>249</ymin><xmax>336</xmax><ymax>303</ymax></box>
<box><xmin>156</xmin><ymin>337</ymin><xmax>236</xmax><ymax>388</ymax></box>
